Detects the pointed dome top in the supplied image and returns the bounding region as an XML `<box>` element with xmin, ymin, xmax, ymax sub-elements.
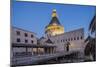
<box><xmin>53</xmin><ymin>9</ymin><xmax>56</xmax><ymax>12</ymax></box>
<box><xmin>52</xmin><ymin>9</ymin><xmax>57</xmax><ymax>17</ymax></box>
<box><xmin>45</xmin><ymin>9</ymin><xmax>61</xmax><ymax>28</ymax></box>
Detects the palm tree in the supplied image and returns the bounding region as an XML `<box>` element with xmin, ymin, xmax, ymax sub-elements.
<box><xmin>89</xmin><ymin>15</ymin><xmax>96</xmax><ymax>34</ymax></box>
<box><xmin>84</xmin><ymin>15</ymin><xmax>96</xmax><ymax>61</ymax></box>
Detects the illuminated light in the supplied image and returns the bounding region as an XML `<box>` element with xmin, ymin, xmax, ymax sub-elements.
<box><xmin>52</xmin><ymin>23</ymin><xmax>57</xmax><ymax>25</ymax></box>
<box><xmin>32</xmin><ymin>48</ymin><xmax>37</xmax><ymax>52</ymax></box>
<box><xmin>70</xmin><ymin>43</ymin><xmax>78</xmax><ymax>48</ymax></box>
<box><xmin>46</xmin><ymin>25</ymin><xmax>64</xmax><ymax>31</ymax></box>
<box><xmin>52</xmin><ymin>9</ymin><xmax>57</xmax><ymax>17</ymax></box>
<box><xmin>52</xmin><ymin>13</ymin><xmax>57</xmax><ymax>17</ymax></box>
<box><xmin>45</xmin><ymin>25</ymin><xmax>64</xmax><ymax>36</ymax></box>
<box><xmin>45</xmin><ymin>9</ymin><xmax>65</xmax><ymax>36</ymax></box>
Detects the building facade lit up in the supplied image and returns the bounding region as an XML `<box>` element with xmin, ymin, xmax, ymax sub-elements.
<box><xmin>11</xmin><ymin>9</ymin><xmax>85</xmax><ymax>58</ymax></box>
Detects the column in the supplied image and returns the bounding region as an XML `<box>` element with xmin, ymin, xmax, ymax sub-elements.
<box><xmin>31</xmin><ymin>48</ymin><xmax>33</xmax><ymax>55</ymax></box>
<box><xmin>45</xmin><ymin>48</ymin><xmax>47</xmax><ymax>54</ymax></box>
<box><xmin>36</xmin><ymin>48</ymin><xmax>38</xmax><ymax>55</ymax></box>
<box><xmin>53</xmin><ymin>47</ymin><xmax>55</xmax><ymax>53</ymax></box>
<box><xmin>51</xmin><ymin>47</ymin><xmax>53</xmax><ymax>54</ymax></box>
<box><xmin>11</xmin><ymin>47</ymin><xmax>14</xmax><ymax>58</ymax></box>
<box><xmin>52</xmin><ymin>47</ymin><xmax>54</xmax><ymax>53</ymax></box>
<box><xmin>47</xmin><ymin>48</ymin><xmax>49</xmax><ymax>54</ymax></box>
<box><xmin>48</xmin><ymin>48</ymin><xmax>50</xmax><ymax>54</ymax></box>
<box><xmin>50</xmin><ymin>47</ymin><xmax>52</xmax><ymax>54</ymax></box>
<box><xmin>26</xmin><ymin>47</ymin><xmax>28</xmax><ymax>53</ymax></box>
<box><xmin>50</xmin><ymin>48</ymin><xmax>52</xmax><ymax>54</ymax></box>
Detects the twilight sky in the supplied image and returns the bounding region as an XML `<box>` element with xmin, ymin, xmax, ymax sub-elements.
<box><xmin>11</xmin><ymin>1</ymin><xmax>96</xmax><ymax>38</ymax></box>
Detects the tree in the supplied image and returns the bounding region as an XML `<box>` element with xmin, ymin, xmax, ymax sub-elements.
<box><xmin>89</xmin><ymin>15</ymin><xmax>96</xmax><ymax>34</ymax></box>
<box><xmin>84</xmin><ymin>15</ymin><xmax>96</xmax><ymax>61</ymax></box>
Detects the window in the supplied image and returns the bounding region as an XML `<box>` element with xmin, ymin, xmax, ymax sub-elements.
<box><xmin>68</xmin><ymin>38</ymin><xmax>70</xmax><ymax>41</ymax></box>
<box><xmin>31</xmin><ymin>34</ymin><xmax>34</xmax><ymax>38</ymax></box>
<box><xmin>74</xmin><ymin>37</ymin><xmax>76</xmax><ymax>40</ymax></box>
<box><xmin>80</xmin><ymin>36</ymin><xmax>83</xmax><ymax>39</ymax></box>
<box><xmin>31</xmin><ymin>40</ymin><xmax>33</xmax><ymax>43</ymax></box>
<box><xmin>25</xmin><ymin>39</ymin><xmax>28</xmax><ymax>43</ymax></box>
<box><xmin>63</xmin><ymin>40</ymin><xmax>65</xmax><ymax>42</ymax></box>
<box><xmin>25</xmin><ymin>33</ymin><xmax>28</xmax><ymax>37</ymax></box>
<box><xmin>17</xmin><ymin>38</ymin><xmax>20</xmax><ymax>42</ymax></box>
<box><xmin>77</xmin><ymin>37</ymin><xmax>79</xmax><ymax>40</ymax></box>
<box><xmin>61</xmin><ymin>40</ymin><xmax>63</xmax><ymax>42</ymax></box>
<box><xmin>71</xmin><ymin>38</ymin><xmax>73</xmax><ymax>41</ymax></box>
<box><xmin>66</xmin><ymin>39</ymin><xmax>67</xmax><ymax>41</ymax></box>
<box><xmin>16</xmin><ymin>31</ymin><xmax>20</xmax><ymax>35</ymax></box>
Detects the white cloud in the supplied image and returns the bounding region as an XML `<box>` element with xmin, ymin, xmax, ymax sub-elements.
<box><xmin>16</xmin><ymin>0</ymin><xmax>96</xmax><ymax>6</ymax></box>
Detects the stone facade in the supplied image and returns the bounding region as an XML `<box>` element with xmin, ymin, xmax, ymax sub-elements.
<box><xmin>11</xmin><ymin>27</ymin><xmax>37</xmax><ymax>53</ymax></box>
<box><xmin>11</xmin><ymin>27</ymin><xmax>37</xmax><ymax>44</ymax></box>
<box><xmin>41</xmin><ymin>28</ymin><xmax>85</xmax><ymax>53</ymax></box>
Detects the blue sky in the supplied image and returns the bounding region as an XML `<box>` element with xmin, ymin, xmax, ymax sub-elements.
<box><xmin>11</xmin><ymin>1</ymin><xmax>96</xmax><ymax>38</ymax></box>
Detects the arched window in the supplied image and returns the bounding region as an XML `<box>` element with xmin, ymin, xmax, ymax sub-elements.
<box><xmin>66</xmin><ymin>39</ymin><xmax>67</xmax><ymax>41</ymax></box>
<box><xmin>63</xmin><ymin>39</ymin><xmax>65</xmax><ymax>42</ymax></box>
<box><xmin>24</xmin><ymin>33</ymin><xmax>28</xmax><ymax>37</ymax></box>
<box><xmin>25</xmin><ymin>39</ymin><xmax>28</xmax><ymax>43</ymax></box>
<box><xmin>31</xmin><ymin>34</ymin><xmax>34</xmax><ymax>38</ymax></box>
<box><xmin>16</xmin><ymin>31</ymin><xmax>20</xmax><ymax>35</ymax></box>
<box><xmin>74</xmin><ymin>37</ymin><xmax>76</xmax><ymax>40</ymax></box>
<box><xmin>31</xmin><ymin>40</ymin><xmax>33</xmax><ymax>43</ymax></box>
<box><xmin>61</xmin><ymin>40</ymin><xmax>63</xmax><ymax>42</ymax></box>
<box><xmin>80</xmin><ymin>36</ymin><xmax>83</xmax><ymax>39</ymax></box>
<box><xmin>77</xmin><ymin>37</ymin><xmax>79</xmax><ymax>40</ymax></box>
<box><xmin>68</xmin><ymin>38</ymin><xmax>70</xmax><ymax>41</ymax></box>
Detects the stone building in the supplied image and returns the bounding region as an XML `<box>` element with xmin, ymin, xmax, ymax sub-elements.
<box><xmin>11</xmin><ymin>27</ymin><xmax>38</xmax><ymax>56</ymax></box>
<box><xmin>40</xmin><ymin>9</ymin><xmax>85</xmax><ymax>53</ymax></box>
<box><xmin>11</xmin><ymin>27</ymin><xmax>37</xmax><ymax>45</ymax></box>
<box><xmin>11</xmin><ymin>9</ymin><xmax>85</xmax><ymax>58</ymax></box>
<box><xmin>11</xmin><ymin>27</ymin><xmax>56</xmax><ymax>57</ymax></box>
